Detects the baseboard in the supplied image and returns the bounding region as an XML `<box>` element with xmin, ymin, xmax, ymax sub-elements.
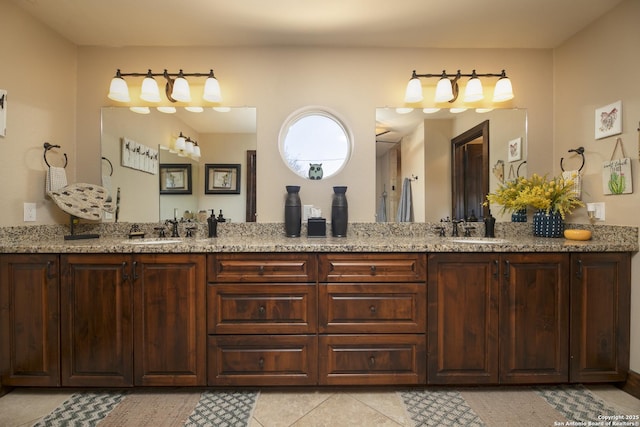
<box><xmin>620</xmin><ymin>370</ymin><xmax>640</xmax><ymax>400</ymax></box>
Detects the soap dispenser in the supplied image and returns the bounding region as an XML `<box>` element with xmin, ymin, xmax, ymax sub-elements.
<box><xmin>484</xmin><ymin>212</ymin><xmax>496</xmax><ymax>238</ymax></box>
<box><xmin>207</xmin><ymin>209</ymin><xmax>217</xmax><ymax>238</ymax></box>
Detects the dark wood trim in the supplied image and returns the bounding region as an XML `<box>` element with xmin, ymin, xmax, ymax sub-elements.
<box><xmin>620</xmin><ymin>370</ymin><xmax>640</xmax><ymax>399</ymax></box>
<box><xmin>246</xmin><ymin>150</ymin><xmax>257</xmax><ymax>222</ymax></box>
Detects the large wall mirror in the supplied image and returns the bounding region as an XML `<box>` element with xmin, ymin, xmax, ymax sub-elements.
<box><xmin>101</xmin><ymin>107</ymin><xmax>257</xmax><ymax>223</ymax></box>
<box><xmin>376</xmin><ymin>108</ymin><xmax>527</xmax><ymax>222</ymax></box>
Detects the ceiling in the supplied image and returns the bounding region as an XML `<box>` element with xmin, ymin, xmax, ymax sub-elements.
<box><xmin>11</xmin><ymin>0</ymin><xmax>623</xmax><ymax>49</ymax></box>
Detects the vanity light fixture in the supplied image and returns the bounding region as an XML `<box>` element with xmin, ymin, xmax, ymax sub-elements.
<box><xmin>165</xmin><ymin>131</ymin><xmax>201</xmax><ymax>160</ymax></box>
<box><xmin>108</xmin><ymin>68</ymin><xmax>222</xmax><ymax>104</ymax></box>
<box><xmin>404</xmin><ymin>69</ymin><xmax>514</xmax><ymax>104</ymax></box>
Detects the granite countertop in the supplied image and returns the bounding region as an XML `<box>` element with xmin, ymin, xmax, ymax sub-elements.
<box><xmin>0</xmin><ymin>222</ymin><xmax>636</xmax><ymax>254</ymax></box>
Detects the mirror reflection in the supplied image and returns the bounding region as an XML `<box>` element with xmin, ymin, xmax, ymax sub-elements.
<box><xmin>279</xmin><ymin>107</ymin><xmax>352</xmax><ymax>179</ymax></box>
<box><xmin>376</xmin><ymin>108</ymin><xmax>527</xmax><ymax>222</ymax></box>
<box><xmin>101</xmin><ymin>107</ymin><xmax>257</xmax><ymax>223</ymax></box>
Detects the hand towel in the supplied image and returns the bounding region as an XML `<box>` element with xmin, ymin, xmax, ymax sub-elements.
<box><xmin>46</xmin><ymin>166</ymin><xmax>68</xmax><ymax>194</ymax></box>
<box><xmin>396</xmin><ymin>177</ymin><xmax>414</xmax><ymax>222</ymax></box>
<box><xmin>562</xmin><ymin>170</ymin><xmax>582</xmax><ymax>199</ymax></box>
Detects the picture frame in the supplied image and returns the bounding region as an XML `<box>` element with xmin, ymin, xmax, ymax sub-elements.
<box><xmin>507</xmin><ymin>137</ymin><xmax>522</xmax><ymax>162</ymax></box>
<box><xmin>595</xmin><ymin>100</ymin><xmax>622</xmax><ymax>140</ymax></box>
<box><xmin>159</xmin><ymin>163</ymin><xmax>192</xmax><ymax>194</ymax></box>
<box><xmin>205</xmin><ymin>163</ymin><xmax>241</xmax><ymax>194</ymax></box>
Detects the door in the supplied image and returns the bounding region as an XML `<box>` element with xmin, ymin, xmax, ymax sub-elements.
<box><xmin>427</xmin><ymin>253</ymin><xmax>499</xmax><ymax>384</ymax></box>
<box><xmin>133</xmin><ymin>254</ymin><xmax>206</xmax><ymax>386</ymax></box>
<box><xmin>500</xmin><ymin>253</ymin><xmax>569</xmax><ymax>384</ymax></box>
<box><xmin>1</xmin><ymin>254</ymin><xmax>60</xmax><ymax>386</ymax></box>
<box><xmin>61</xmin><ymin>254</ymin><xmax>133</xmax><ymax>387</ymax></box>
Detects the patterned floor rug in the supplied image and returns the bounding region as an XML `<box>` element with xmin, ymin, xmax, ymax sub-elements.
<box><xmin>399</xmin><ymin>384</ymin><xmax>624</xmax><ymax>427</ymax></box>
<box><xmin>32</xmin><ymin>389</ymin><xmax>259</xmax><ymax>427</ymax></box>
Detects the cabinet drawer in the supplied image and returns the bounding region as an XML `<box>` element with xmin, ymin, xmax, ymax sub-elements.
<box><xmin>319</xmin><ymin>334</ymin><xmax>426</xmax><ymax>385</ymax></box>
<box><xmin>319</xmin><ymin>283</ymin><xmax>426</xmax><ymax>333</ymax></box>
<box><xmin>319</xmin><ymin>253</ymin><xmax>426</xmax><ymax>282</ymax></box>
<box><xmin>209</xmin><ymin>254</ymin><xmax>317</xmax><ymax>282</ymax></box>
<box><xmin>208</xmin><ymin>335</ymin><xmax>317</xmax><ymax>386</ymax></box>
<box><xmin>207</xmin><ymin>283</ymin><xmax>317</xmax><ymax>334</ymax></box>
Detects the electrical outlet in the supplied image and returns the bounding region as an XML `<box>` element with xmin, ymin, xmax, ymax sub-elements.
<box><xmin>24</xmin><ymin>202</ymin><xmax>36</xmax><ymax>222</ymax></box>
<box><xmin>586</xmin><ymin>202</ymin><xmax>605</xmax><ymax>221</ymax></box>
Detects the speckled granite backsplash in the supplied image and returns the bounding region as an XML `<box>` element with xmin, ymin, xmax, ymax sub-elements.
<box><xmin>0</xmin><ymin>221</ymin><xmax>637</xmax><ymax>246</ymax></box>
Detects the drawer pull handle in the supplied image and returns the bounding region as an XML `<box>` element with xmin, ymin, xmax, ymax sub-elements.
<box><xmin>258</xmin><ymin>265</ymin><xmax>265</xmax><ymax>275</ymax></box>
<box><xmin>258</xmin><ymin>305</ymin><xmax>266</xmax><ymax>315</ymax></box>
<box><xmin>369</xmin><ymin>356</ymin><xmax>376</xmax><ymax>367</ymax></box>
<box><xmin>369</xmin><ymin>305</ymin><xmax>377</xmax><ymax>314</ymax></box>
<box><xmin>370</xmin><ymin>265</ymin><xmax>377</xmax><ymax>275</ymax></box>
<box><xmin>258</xmin><ymin>357</ymin><xmax>264</xmax><ymax>369</ymax></box>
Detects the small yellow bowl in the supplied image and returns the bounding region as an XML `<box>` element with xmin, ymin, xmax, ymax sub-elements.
<box><xmin>564</xmin><ymin>229</ymin><xmax>592</xmax><ymax>241</ymax></box>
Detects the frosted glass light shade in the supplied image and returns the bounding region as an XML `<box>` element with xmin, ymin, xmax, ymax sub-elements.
<box><xmin>463</xmin><ymin>77</ymin><xmax>484</xmax><ymax>102</ymax></box>
<box><xmin>423</xmin><ymin>108</ymin><xmax>441</xmax><ymax>114</ymax></box>
<box><xmin>435</xmin><ymin>78</ymin><xmax>454</xmax><ymax>102</ymax></box>
<box><xmin>108</xmin><ymin>77</ymin><xmax>130</xmax><ymax>102</ymax></box>
<box><xmin>157</xmin><ymin>106</ymin><xmax>176</xmax><ymax>114</ymax></box>
<box><xmin>140</xmin><ymin>75</ymin><xmax>161</xmax><ymax>102</ymax></box>
<box><xmin>203</xmin><ymin>75</ymin><xmax>222</xmax><ymax>102</ymax></box>
<box><xmin>404</xmin><ymin>78</ymin><xmax>423</xmax><ymax>103</ymax></box>
<box><xmin>184</xmin><ymin>139</ymin><xmax>194</xmax><ymax>155</ymax></box>
<box><xmin>171</xmin><ymin>74</ymin><xmax>191</xmax><ymax>102</ymax></box>
<box><xmin>174</xmin><ymin>134</ymin><xmax>186</xmax><ymax>151</ymax></box>
<box><xmin>192</xmin><ymin>144</ymin><xmax>201</xmax><ymax>158</ymax></box>
<box><xmin>493</xmin><ymin>77</ymin><xmax>514</xmax><ymax>102</ymax></box>
<box><xmin>185</xmin><ymin>106</ymin><xmax>204</xmax><ymax>113</ymax></box>
<box><xmin>129</xmin><ymin>106</ymin><xmax>150</xmax><ymax>114</ymax></box>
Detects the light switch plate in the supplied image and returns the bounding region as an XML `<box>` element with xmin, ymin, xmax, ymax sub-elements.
<box><xmin>24</xmin><ymin>202</ymin><xmax>36</xmax><ymax>222</ymax></box>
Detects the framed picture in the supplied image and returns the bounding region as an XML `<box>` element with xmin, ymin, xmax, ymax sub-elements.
<box><xmin>595</xmin><ymin>100</ymin><xmax>622</xmax><ymax>139</ymax></box>
<box><xmin>205</xmin><ymin>163</ymin><xmax>241</xmax><ymax>194</ymax></box>
<box><xmin>507</xmin><ymin>137</ymin><xmax>522</xmax><ymax>162</ymax></box>
<box><xmin>159</xmin><ymin>163</ymin><xmax>192</xmax><ymax>194</ymax></box>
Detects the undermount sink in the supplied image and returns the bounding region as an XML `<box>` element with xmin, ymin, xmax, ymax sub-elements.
<box><xmin>448</xmin><ymin>238</ymin><xmax>509</xmax><ymax>244</ymax></box>
<box><xmin>124</xmin><ymin>239</ymin><xmax>183</xmax><ymax>245</ymax></box>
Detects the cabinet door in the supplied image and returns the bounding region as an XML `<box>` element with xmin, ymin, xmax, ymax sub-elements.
<box><xmin>134</xmin><ymin>254</ymin><xmax>206</xmax><ymax>386</ymax></box>
<box><xmin>1</xmin><ymin>254</ymin><xmax>60</xmax><ymax>386</ymax></box>
<box><xmin>570</xmin><ymin>252</ymin><xmax>630</xmax><ymax>382</ymax></box>
<box><xmin>500</xmin><ymin>253</ymin><xmax>569</xmax><ymax>384</ymax></box>
<box><xmin>427</xmin><ymin>253</ymin><xmax>499</xmax><ymax>384</ymax></box>
<box><xmin>61</xmin><ymin>254</ymin><xmax>133</xmax><ymax>387</ymax></box>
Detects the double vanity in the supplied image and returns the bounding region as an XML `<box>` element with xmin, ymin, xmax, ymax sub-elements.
<box><xmin>0</xmin><ymin>222</ymin><xmax>636</xmax><ymax>391</ymax></box>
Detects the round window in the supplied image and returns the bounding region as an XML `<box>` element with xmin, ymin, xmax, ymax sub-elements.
<box><xmin>279</xmin><ymin>107</ymin><xmax>352</xmax><ymax>179</ymax></box>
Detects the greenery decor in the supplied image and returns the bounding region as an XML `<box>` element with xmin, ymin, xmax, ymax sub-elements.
<box><xmin>485</xmin><ymin>173</ymin><xmax>584</xmax><ymax>219</ymax></box>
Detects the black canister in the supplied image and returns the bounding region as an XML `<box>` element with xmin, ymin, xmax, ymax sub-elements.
<box><xmin>284</xmin><ymin>185</ymin><xmax>302</xmax><ymax>237</ymax></box>
<box><xmin>484</xmin><ymin>213</ymin><xmax>496</xmax><ymax>238</ymax></box>
<box><xmin>331</xmin><ymin>186</ymin><xmax>348</xmax><ymax>237</ymax></box>
<box><xmin>207</xmin><ymin>209</ymin><xmax>218</xmax><ymax>238</ymax></box>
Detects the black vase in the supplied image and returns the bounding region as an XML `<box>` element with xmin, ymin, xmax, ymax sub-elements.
<box><xmin>284</xmin><ymin>185</ymin><xmax>302</xmax><ymax>237</ymax></box>
<box><xmin>331</xmin><ymin>186</ymin><xmax>348</xmax><ymax>237</ymax></box>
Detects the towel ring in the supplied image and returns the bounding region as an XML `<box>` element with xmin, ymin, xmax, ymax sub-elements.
<box><xmin>102</xmin><ymin>156</ymin><xmax>114</xmax><ymax>176</ymax></box>
<box><xmin>43</xmin><ymin>142</ymin><xmax>68</xmax><ymax>168</ymax></box>
<box><xmin>516</xmin><ymin>160</ymin><xmax>527</xmax><ymax>177</ymax></box>
<box><xmin>560</xmin><ymin>146</ymin><xmax>585</xmax><ymax>172</ymax></box>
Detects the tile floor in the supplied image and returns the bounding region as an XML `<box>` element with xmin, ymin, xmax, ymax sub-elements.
<box><xmin>1</xmin><ymin>385</ymin><xmax>639</xmax><ymax>426</ymax></box>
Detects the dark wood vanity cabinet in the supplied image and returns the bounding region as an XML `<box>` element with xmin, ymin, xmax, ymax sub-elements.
<box><xmin>60</xmin><ymin>254</ymin><xmax>205</xmax><ymax>387</ymax></box>
<box><xmin>570</xmin><ymin>252</ymin><xmax>630</xmax><ymax>383</ymax></box>
<box><xmin>1</xmin><ymin>254</ymin><xmax>60</xmax><ymax>387</ymax></box>
<box><xmin>207</xmin><ymin>253</ymin><xmax>318</xmax><ymax>386</ymax></box>
<box><xmin>428</xmin><ymin>253</ymin><xmax>570</xmax><ymax>385</ymax></box>
<box><xmin>318</xmin><ymin>253</ymin><xmax>427</xmax><ymax>385</ymax></box>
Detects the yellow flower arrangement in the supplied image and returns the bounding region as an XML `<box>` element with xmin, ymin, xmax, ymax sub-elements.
<box><xmin>485</xmin><ymin>173</ymin><xmax>584</xmax><ymax>219</ymax></box>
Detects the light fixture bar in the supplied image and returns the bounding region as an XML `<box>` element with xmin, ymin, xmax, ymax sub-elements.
<box><xmin>404</xmin><ymin>69</ymin><xmax>513</xmax><ymax>103</ymax></box>
<box><xmin>107</xmin><ymin>68</ymin><xmax>222</xmax><ymax>104</ymax></box>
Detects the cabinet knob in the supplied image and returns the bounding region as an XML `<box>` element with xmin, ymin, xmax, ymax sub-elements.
<box><xmin>369</xmin><ymin>356</ymin><xmax>376</xmax><ymax>367</ymax></box>
<box><xmin>258</xmin><ymin>357</ymin><xmax>265</xmax><ymax>369</ymax></box>
<box><xmin>258</xmin><ymin>265</ymin><xmax>265</xmax><ymax>275</ymax></box>
<box><xmin>370</xmin><ymin>265</ymin><xmax>377</xmax><ymax>275</ymax></box>
<box><xmin>369</xmin><ymin>305</ymin><xmax>377</xmax><ymax>314</ymax></box>
<box><xmin>258</xmin><ymin>305</ymin><xmax>266</xmax><ymax>315</ymax></box>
